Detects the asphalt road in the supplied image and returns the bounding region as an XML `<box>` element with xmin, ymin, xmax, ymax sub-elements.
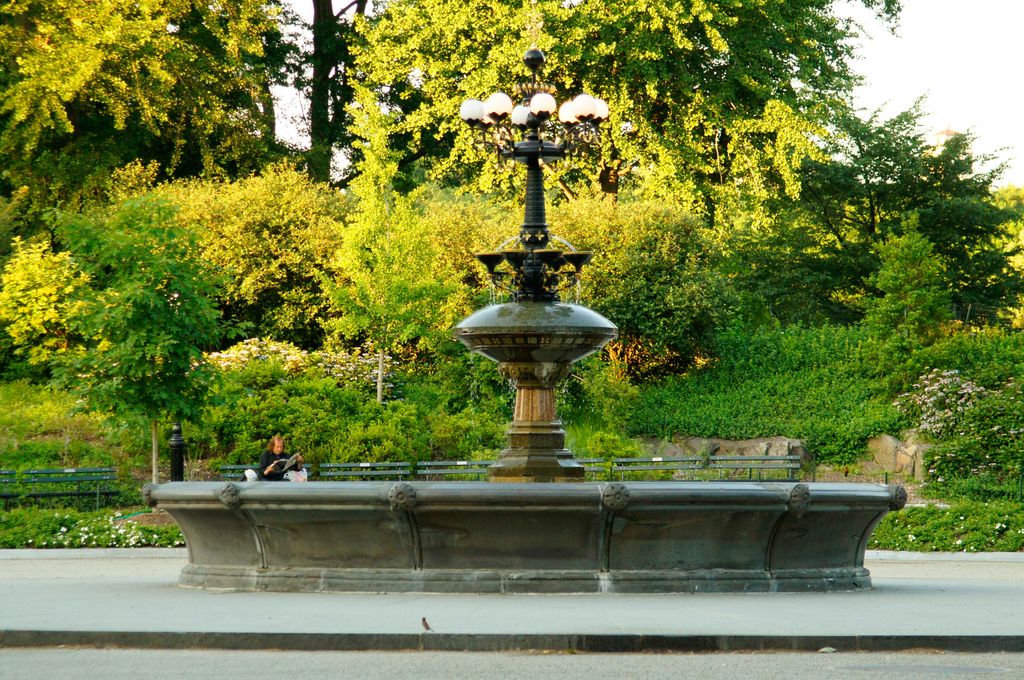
<box><xmin>2</xmin><ymin>649</ymin><xmax>1023</xmax><ymax>680</ymax></box>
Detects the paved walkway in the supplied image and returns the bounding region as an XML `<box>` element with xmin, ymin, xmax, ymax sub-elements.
<box><xmin>2</xmin><ymin>549</ymin><xmax>1023</xmax><ymax>652</ymax></box>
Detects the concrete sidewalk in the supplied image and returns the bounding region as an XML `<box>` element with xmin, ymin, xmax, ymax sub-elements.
<box><xmin>2</xmin><ymin>549</ymin><xmax>1023</xmax><ymax>652</ymax></box>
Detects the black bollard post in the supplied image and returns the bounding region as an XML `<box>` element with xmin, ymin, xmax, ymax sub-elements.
<box><xmin>169</xmin><ymin>422</ymin><xmax>185</xmax><ymax>482</ymax></box>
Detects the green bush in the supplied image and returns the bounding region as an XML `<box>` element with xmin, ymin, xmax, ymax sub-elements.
<box><xmin>926</xmin><ymin>380</ymin><xmax>1024</xmax><ymax>482</ymax></box>
<box><xmin>889</xmin><ymin>327</ymin><xmax>1024</xmax><ymax>393</ymax></box>
<box><xmin>869</xmin><ymin>501</ymin><xmax>1024</xmax><ymax>552</ymax></box>
<box><xmin>0</xmin><ymin>507</ymin><xmax>184</xmax><ymax>548</ymax></box>
<box><xmin>920</xmin><ymin>474</ymin><xmax>1024</xmax><ymax>503</ymax></box>
<box><xmin>191</xmin><ymin>355</ymin><xmax>507</xmax><ymax>468</ymax></box>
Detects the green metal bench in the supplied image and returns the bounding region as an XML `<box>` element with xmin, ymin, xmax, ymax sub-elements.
<box><xmin>414</xmin><ymin>459</ymin><xmax>493</xmax><ymax>479</ymax></box>
<box><xmin>12</xmin><ymin>467</ymin><xmax>118</xmax><ymax>509</ymax></box>
<box><xmin>612</xmin><ymin>455</ymin><xmax>803</xmax><ymax>481</ymax></box>
<box><xmin>219</xmin><ymin>464</ymin><xmax>259</xmax><ymax>481</ymax></box>
<box><xmin>318</xmin><ymin>462</ymin><xmax>413</xmax><ymax>480</ymax></box>
<box><xmin>1</xmin><ymin>469</ymin><xmax>16</xmax><ymax>508</ymax></box>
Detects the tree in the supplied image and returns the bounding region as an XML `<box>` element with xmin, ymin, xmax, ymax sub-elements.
<box><xmin>51</xmin><ymin>197</ymin><xmax>222</xmax><ymax>483</ymax></box>
<box><xmin>552</xmin><ymin>197</ymin><xmax>735</xmax><ymax>377</ymax></box>
<box><xmin>0</xmin><ymin>0</ymin><xmax>288</xmax><ymax>223</ymax></box>
<box><xmin>300</xmin><ymin>0</ymin><xmax>371</xmax><ymax>183</ymax></box>
<box><xmin>861</xmin><ymin>229</ymin><xmax>951</xmax><ymax>346</ymax></box>
<box><xmin>0</xmin><ymin>237</ymin><xmax>89</xmax><ymax>366</ymax></box>
<box><xmin>160</xmin><ymin>164</ymin><xmax>349</xmax><ymax>347</ymax></box>
<box><xmin>798</xmin><ymin>105</ymin><xmax>1022</xmax><ymax>320</ymax></box>
<box><xmin>356</xmin><ymin>0</ymin><xmax>898</xmax><ymax>211</ymax></box>
<box><xmin>327</xmin><ymin>87</ymin><xmax>457</xmax><ymax>402</ymax></box>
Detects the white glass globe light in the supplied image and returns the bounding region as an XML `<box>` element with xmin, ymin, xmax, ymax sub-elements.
<box><xmin>529</xmin><ymin>92</ymin><xmax>557</xmax><ymax>116</ymax></box>
<box><xmin>484</xmin><ymin>92</ymin><xmax>514</xmax><ymax>119</ymax></box>
<box><xmin>460</xmin><ymin>99</ymin><xmax>485</xmax><ymax>123</ymax></box>
<box><xmin>594</xmin><ymin>98</ymin><xmax>609</xmax><ymax>121</ymax></box>
<box><xmin>510</xmin><ymin>105</ymin><xmax>531</xmax><ymax>126</ymax></box>
<box><xmin>572</xmin><ymin>94</ymin><xmax>597</xmax><ymax>120</ymax></box>
<box><xmin>558</xmin><ymin>100</ymin><xmax>576</xmax><ymax>124</ymax></box>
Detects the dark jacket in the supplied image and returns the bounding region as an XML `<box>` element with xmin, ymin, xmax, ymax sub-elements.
<box><xmin>258</xmin><ymin>449</ymin><xmax>302</xmax><ymax>481</ymax></box>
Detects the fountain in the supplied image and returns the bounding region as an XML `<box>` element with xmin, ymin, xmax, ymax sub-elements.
<box><xmin>144</xmin><ymin>49</ymin><xmax>905</xmax><ymax>594</ymax></box>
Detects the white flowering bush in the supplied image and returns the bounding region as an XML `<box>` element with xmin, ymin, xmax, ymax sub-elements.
<box><xmin>893</xmin><ymin>368</ymin><xmax>986</xmax><ymax>438</ymax></box>
<box><xmin>0</xmin><ymin>509</ymin><xmax>184</xmax><ymax>548</ymax></box>
<box><xmin>925</xmin><ymin>379</ymin><xmax>1024</xmax><ymax>486</ymax></box>
<box><xmin>207</xmin><ymin>338</ymin><xmax>392</xmax><ymax>389</ymax></box>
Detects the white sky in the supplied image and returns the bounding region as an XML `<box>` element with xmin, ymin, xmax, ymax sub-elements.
<box><xmin>840</xmin><ymin>0</ymin><xmax>1023</xmax><ymax>187</ymax></box>
<box><xmin>277</xmin><ymin>0</ymin><xmax>1023</xmax><ymax>187</ymax></box>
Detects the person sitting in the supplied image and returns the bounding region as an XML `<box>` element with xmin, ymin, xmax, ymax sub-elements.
<box><xmin>259</xmin><ymin>435</ymin><xmax>304</xmax><ymax>481</ymax></box>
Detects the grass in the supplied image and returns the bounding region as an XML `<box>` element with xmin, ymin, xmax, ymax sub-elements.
<box><xmin>0</xmin><ymin>380</ymin><xmax>121</xmax><ymax>470</ymax></box>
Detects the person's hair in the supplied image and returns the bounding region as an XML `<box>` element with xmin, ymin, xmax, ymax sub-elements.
<box><xmin>266</xmin><ymin>435</ymin><xmax>285</xmax><ymax>451</ymax></box>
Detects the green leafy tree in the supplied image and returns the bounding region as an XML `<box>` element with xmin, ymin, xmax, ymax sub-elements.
<box><xmin>160</xmin><ymin>164</ymin><xmax>349</xmax><ymax>347</ymax></box>
<box><xmin>357</xmin><ymin>0</ymin><xmax>897</xmax><ymax>210</ymax></box>
<box><xmin>551</xmin><ymin>197</ymin><xmax>735</xmax><ymax>377</ymax></box>
<box><xmin>730</xmin><ymin>105</ymin><xmax>1021</xmax><ymax>326</ymax></box>
<box><xmin>328</xmin><ymin>87</ymin><xmax>458</xmax><ymax>402</ymax></box>
<box><xmin>0</xmin><ymin>237</ymin><xmax>89</xmax><ymax>366</ymax></box>
<box><xmin>861</xmin><ymin>229</ymin><xmax>952</xmax><ymax>346</ymax></box>
<box><xmin>798</xmin><ymin>106</ymin><xmax>1022</xmax><ymax>319</ymax></box>
<box><xmin>52</xmin><ymin>197</ymin><xmax>223</xmax><ymax>483</ymax></box>
<box><xmin>0</xmin><ymin>0</ymin><xmax>288</xmax><ymax>223</ymax></box>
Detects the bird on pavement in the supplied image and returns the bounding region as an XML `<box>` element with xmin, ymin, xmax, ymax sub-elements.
<box><xmin>421</xmin><ymin>617</ymin><xmax>432</xmax><ymax>632</ymax></box>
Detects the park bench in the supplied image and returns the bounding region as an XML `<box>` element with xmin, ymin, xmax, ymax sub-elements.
<box><xmin>318</xmin><ymin>461</ymin><xmax>413</xmax><ymax>480</ymax></box>
<box><xmin>1</xmin><ymin>469</ymin><xmax>16</xmax><ymax>507</ymax></box>
<box><xmin>7</xmin><ymin>467</ymin><xmax>118</xmax><ymax>509</ymax></box>
<box><xmin>414</xmin><ymin>459</ymin><xmax>493</xmax><ymax>480</ymax></box>
<box><xmin>611</xmin><ymin>455</ymin><xmax>803</xmax><ymax>482</ymax></box>
<box><xmin>219</xmin><ymin>464</ymin><xmax>259</xmax><ymax>481</ymax></box>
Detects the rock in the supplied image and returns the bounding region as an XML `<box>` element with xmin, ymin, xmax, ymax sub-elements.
<box><xmin>867</xmin><ymin>434</ymin><xmax>902</xmax><ymax>472</ymax></box>
<box><xmin>644</xmin><ymin>436</ymin><xmax>812</xmax><ymax>465</ymax></box>
<box><xmin>906</xmin><ymin>443</ymin><xmax>932</xmax><ymax>481</ymax></box>
<box><xmin>867</xmin><ymin>433</ymin><xmax>933</xmax><ymax>479</ymax></box>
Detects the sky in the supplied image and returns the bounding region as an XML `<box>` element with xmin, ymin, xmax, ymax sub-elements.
<box><xmin>839</xmin><ymin>0</ymin><xmax>1023</xmax><ymax>187</ymax></box>
<box><xmin>278</xmin><ymin>0</ymin><xmax>1024</xmax><ymax>187</ymax></box>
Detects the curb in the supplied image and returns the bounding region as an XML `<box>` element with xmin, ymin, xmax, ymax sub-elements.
<box><xmin>3</xmin><ymin>548</ymin><xmax>1022</xmax><ymax>562</ymax></box>
<box><xmin>0</xmin><ymin>548</ymin><xmax>187</xmax><ymax>560</ymax></box>
<box><xmin>2</xmin><ymin>630</ymin><xmax>1024</xmax><ymax>653</ymax></box>
<box><xmin>865</xmin><ymin>550</ymin><xmax>1024</xmax><ymax>563</ymax></box>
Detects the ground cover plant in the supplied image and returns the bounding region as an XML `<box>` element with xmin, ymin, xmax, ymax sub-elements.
<box><xmin>627</xmin><ymin>325</ymin><xmax>906</xmax><ymax>465</ymax></box>
<box><xmin>0</xmin><ymin>508</ymin><xmax>183</xmax><ymax>549</ymax></box>
<box><xmin>868</xmin><ymin>501</ymin><xmax>1024</xmax><ymax>552</ymax></box>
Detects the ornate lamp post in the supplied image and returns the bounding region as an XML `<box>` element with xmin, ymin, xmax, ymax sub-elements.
<box><xmin>453</xmin><ymin>49</ymin><xmax>617</xmax><ymax>482</ymax></box>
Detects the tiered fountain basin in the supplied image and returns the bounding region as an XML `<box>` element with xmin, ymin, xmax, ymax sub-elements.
<box><xmin>144</xmin><ymin>480</ymin><xmax>906</xmax><ymax>593</ymax></box>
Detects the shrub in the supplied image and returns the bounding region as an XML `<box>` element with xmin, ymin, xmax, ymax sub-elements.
<box><xmin>208</xmin><ymin>338</ymin><xmax>391</xmax><ymax>391</ymax></box>
<box><xmin>926</xmin><ymin>380</ymin><xmax>1024</xmax><ymax>482</ymax></box>
<box><xmin>868</xmin><ymin>501</ymin><xmax>1024</xmax><ymax>552</ymax></box>
<box><xmin>0</xmin><ymin>508</ymin><xmax>184</xmax><ymax>548</ymax></box>
<box><xmin>893</xmin><ymin>368</ymin><xmax>987</xmax><ymax>438</ymax></box>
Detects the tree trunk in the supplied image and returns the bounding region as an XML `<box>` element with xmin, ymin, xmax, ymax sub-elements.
<box><xmin>376</xmin><ymin>348</ymin><xmax>385</xmax><ymax>404</ymax></box>
<box><xmin>150</xmin><ymin>420</ymin><xmax>160</xmax><ymax>485</ymax></box>
<box><xmin>308</xmin><ymin>0</ymin><xmax>336</xmax><ymax>183</ymax></box>
<box><xmin>598</xmin><ymin>156</ymin><xmax>623</xmax><ymax>199</ymax></box>
<box><xmin>259</xmin><ymin>78</ymin><xmax>277</xmax><ymax>140</ymax></box>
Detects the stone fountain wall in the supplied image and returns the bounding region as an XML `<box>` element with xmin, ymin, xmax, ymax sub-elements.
<box><xmin>146</xmin><ymin>480</ymin><xmax>906</xmax><ymax>594</ymax></box>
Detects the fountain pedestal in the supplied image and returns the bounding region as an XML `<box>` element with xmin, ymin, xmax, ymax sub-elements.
<box><xmin>490</xmin><ymin>362</ymin><xmax>580</xmax><ymax>481</ymax></box>
<box><xmin>453</xmin><ymin>302</ymin><xmax>617</xmax><ymax>482</ymax></box>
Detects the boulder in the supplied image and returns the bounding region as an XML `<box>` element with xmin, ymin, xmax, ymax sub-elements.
<box><xmin>867</xmin><ymin>434</ymin><xmax>902</xmax><ymax>472</ymax></box>
<box><xmin>644</xmin><ymin>436</ymin><xmax>811</xmax><ymax>465</ymax></box>
<box><xmin>866</xmin><ymin>433</ymin><xmax>932</xmax><ymax>480</ymax></box>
